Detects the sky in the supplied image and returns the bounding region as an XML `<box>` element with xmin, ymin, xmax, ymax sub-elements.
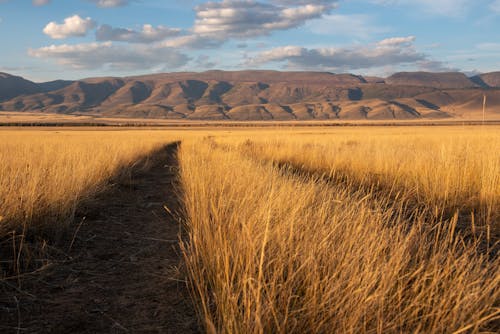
<box><xmin>0</xmin><ymin>0</ymin><xmax>499</xmax><ymax>82</ymax></box>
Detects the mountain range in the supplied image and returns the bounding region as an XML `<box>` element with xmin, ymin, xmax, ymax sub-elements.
<box><xmin>1</xmin><ymin>70</ymin><xmax>499</xmax><ymax>120</ymax></box>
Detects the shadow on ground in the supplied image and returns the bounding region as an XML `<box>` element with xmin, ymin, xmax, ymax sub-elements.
<box><xmin>0</xmin><ymin>142</ymin><xmax>200</xmax><ymax>333</ymax></box>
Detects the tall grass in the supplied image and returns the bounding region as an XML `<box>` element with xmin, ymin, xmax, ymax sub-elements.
<box><xmin>179</xmin><ymin>131</ymin><xmax>499</xmax><ymax>333</ymax></box>
<box><xmin>0</xmin><ymin>130</ymin><xmax>176</xmax><ymax>238</ymax></box>
<box><xmin>236</xmin><ymin>127</ymin><xmax>500</xmax><ymax>231</ymax></box>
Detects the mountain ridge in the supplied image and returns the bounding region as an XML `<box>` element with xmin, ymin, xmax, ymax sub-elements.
<box><xmin>1</xmin><ymin>70</ymin><xmax>499</xmax><ymax>120</ymax></box>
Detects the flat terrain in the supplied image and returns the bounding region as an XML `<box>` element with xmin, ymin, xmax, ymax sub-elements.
<box><xmin>0</xmin><ymin>144</ymin><xmax>199</xmax><ymax>333</ymax></box>
<box><xmin>0</xmin><ymin>125</ymin><xmax>498</xmax><ymax>333</ymax></box>
<box><xmin>1</xmin><ymin>111</ymin><xmax>500</xmax><ymax>127</ymax></box>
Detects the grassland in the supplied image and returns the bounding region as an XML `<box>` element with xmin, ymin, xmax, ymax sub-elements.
<box><xmin>0</xmin><ymin>126</ymin><xmax>498</xmax><ymax>333</ymax></box>
<box><xmin>237</xmin><ymin>127</ymin><xmax>500</xmax><ymax>235</ymax></box>
<box><xmin>179</xmin><ymin>126</ymin><xmax>500</xmax><ymax>333</ymax></box>
<box><xmin>0</xmin><ymin>129</ymin><xmax>184</xmax><ymax>274</ymax></box>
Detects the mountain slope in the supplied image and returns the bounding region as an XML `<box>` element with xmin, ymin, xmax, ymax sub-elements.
<box><xmin>0</xmin><ymin>73</ymin><xmax>41</xmax><ymax>102</ymax></box>
<box><xmin>0</xmin><ymin>70</ymin><xmax>498</xmax><ymax>120</ymax></box>
<box><xmin>471</xmin><ymin>72</ymin><xmax>500</xmax><ymax>88</ymax></box>
<box><xmin>386</xmin><ymin>72</ymin><xmax>478</xmax><ymax>89</ymax></box>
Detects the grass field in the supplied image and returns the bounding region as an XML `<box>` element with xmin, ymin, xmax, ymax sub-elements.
<box><xmin>0</xmin><ymin>129</ymin><xmax>185</xmax><ymax>274</ymax></box>
<box><xmin>0</xmin><ymin>126</ymin><xmax>499</xmax><ymax>333</ymax></box>
<box><xmin>179</xmin><ymin>126</ymin><xmax>500</xmax><ymax>333</ymax></box>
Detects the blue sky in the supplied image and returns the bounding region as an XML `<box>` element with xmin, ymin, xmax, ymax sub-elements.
<box><xmin>0</xmin><ymin>0</ymin><xmax>499</xmax><ymax>81</ymax></box>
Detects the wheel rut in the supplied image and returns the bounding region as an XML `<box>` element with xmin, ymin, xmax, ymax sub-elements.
<box><xmin>1</xmin><ymin>142</ymin><xmax>200</xmax><ymax>333</ymax></box>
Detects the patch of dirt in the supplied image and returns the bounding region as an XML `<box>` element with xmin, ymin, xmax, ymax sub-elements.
<box><xmin>0</xmin><ymin>143</ymin><xmax>200</xmax><ymax>333</ymax></box>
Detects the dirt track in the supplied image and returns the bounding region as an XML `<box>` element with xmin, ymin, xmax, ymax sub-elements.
<box><xmin>0</xmin><ymin>143</ymin><xmax>200</xmax><ymax>333</ymax></box>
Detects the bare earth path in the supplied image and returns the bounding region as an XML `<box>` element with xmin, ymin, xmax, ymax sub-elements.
<box><xmin>1</xmin><ymin>143</ymin><xmax>200</xmax><ymax>333</ymax></box>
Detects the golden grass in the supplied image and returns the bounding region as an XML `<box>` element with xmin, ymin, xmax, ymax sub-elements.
<box><xmin>237</xmin><ymin>126</ymin><xmax>500</xmax><ymax>230</ymax></box>
<box><xmin>179</xmin><ymin>127</ymin><xmax>500</xmax><ymax>333</ymax></box>
<box><xmin>0</xmin><ymin>126</ymin><xmax>498</xmax><ymax>332</ymax></box>
<box><xmin>0</xmin><ymin>130</ymin><xmax>177</xmax><ymax>238</ymax></box>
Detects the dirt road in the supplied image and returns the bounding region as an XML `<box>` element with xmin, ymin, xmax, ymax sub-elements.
<box><xmin>1</xmin><ymin>143</ymin><xmax>200</xmax><ymax>333</ymax></box>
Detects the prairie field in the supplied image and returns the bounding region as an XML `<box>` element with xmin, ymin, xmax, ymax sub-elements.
<box><xmin>0</xmin><ymin>129</ymin><xmax>185</xmax><ymax>277</ymax></box>
<box><xmin>179</xmin><ymin>126</ymin><xmax>500</xmax><ymax>333</ymax></box>
<box><xmin>0</xmin><ymin>126</ymin><xmax>499</xmax><ymax>333</ymax></box>
<box><xmin>0</xmin><ymin>130</ymin><xmax>180</xmax><ymax>235</ymax></box>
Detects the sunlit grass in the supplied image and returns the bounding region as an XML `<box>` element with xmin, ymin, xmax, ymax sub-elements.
<box><xmin>0</xmin><ymin>130</ymin><xmax>178</xmax><ymax>238</ymax></box>
<box><xmin>1</xmin><ymin>126</ymin><xmax>498</xmax><ymax>332</ymax></box>
<box><xmin>179</xmin><ymin>127</ymin><xmax>500</xmax><ymax>333</ymax></box>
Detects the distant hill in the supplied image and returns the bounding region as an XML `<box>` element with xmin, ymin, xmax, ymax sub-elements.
<box><xmin>471</xmin><ymin>72</ymin><xmax>500</xmax><ymax>88</ymax></box>
<box><xmin>0</xmin><ymin>73</ymin><xmax>74</xmax><ymax>102</ymax></box>
<box><xmin>385</xmin><ymin>72</ymin><xmax>478</xmax><ymax>89</ymax></box>
<box><xmin>0</xmin><ymin>72</ymin><xmax>41</xmax><ymax>102</ymax></box>
<box><xmin>0</xmin><ymin>70</ymin><xmax>498</xmax><ymax>120</ymax></box>
<box><xmin>38</xmin><ymin>80</ymin><xmax>74</xmax><ymax>93</ymax></box>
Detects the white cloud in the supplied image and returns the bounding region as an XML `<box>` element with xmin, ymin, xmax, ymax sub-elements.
<box><xmin>377</xmin><ymin>36</ymin><xmax>415</xmax><ymax>46</ymax></box>
<box><xmin>96</xmin><ymin>24</ymin><xmax>180</xmax><ymax>43</ymax></box>
<box><xmin>43</xmin><ymin>15</ymin><xmax>96</xmax><ymax>39</ymax></box>
<box><xmin>306</xmin><ymin>14</ymin><xmax>388</xmax><ymax>39</ymax></box>
<box><xmin>193</xmin><ymin>0</ymin><xmax>336</xmax><ymax>38</ymax></box>
<box><xmin>154</xmin><ymin>0</ymin><xmax>338</xmax><ymax>50</ymax></box>
<box><xmin>86</xmin><ymin>0</ymin><xmax>128</xmax><ymax>7</ymax></box>
<box><xmin>32</xmin><ymin>0</ymin><xmax>50</xmax><ymax>5</ymax></box>
<box><xmin>28</xmin><ymin>42</ymin><xmax>190</xmax><ymax>70</ymax></box>
<box><xmin>159</xmin><ymin>34</ymin><xmax>225</xmax><ymax>49</ymax></box>
<box><xmin>246</xmin><ymin>36</ymin><xmax>426</xmax><ymax>71</ymax></box>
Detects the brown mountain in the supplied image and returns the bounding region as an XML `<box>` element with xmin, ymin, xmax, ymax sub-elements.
<box><xmin>0</xmin><ymin>73</ymin><xmax>74</xmax><ymax>102</ymax></box>
<box><xmin>0</xmin><ymin>70</ymin><xmax>498</xmax><ymax>120</ymax></box>
<box><xmin>386</xmin><ymin>72</ymin><xmax>478</xmax><ymax>89</ymax></box>
<box><xmin>0</xmin><ymin>72</ymin><xmax>41</xmax><ymax>102</ymax></box>
<box><xmin>471</xmin><ymin>72</ymin><xmax>500</xmax><ymax>88</ymax></box>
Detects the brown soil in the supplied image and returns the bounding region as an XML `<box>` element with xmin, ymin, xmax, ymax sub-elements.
<box><xmin>0</xmin><ymin>143</ymin><xmax>200</xmax><ymax>333</ymax></box>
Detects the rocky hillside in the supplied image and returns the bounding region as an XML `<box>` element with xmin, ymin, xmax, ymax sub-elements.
<box><xmin>0</xmin><ymin>70</ymin><xmax>498</xmax><ymax>120</ymax></box>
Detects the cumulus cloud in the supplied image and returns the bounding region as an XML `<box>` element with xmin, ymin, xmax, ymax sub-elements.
<box><xmin>28</xmin><ymin>42</ymin><xmax>190</xmax><ymax>70</ymax></box>
<box><xmin>96</xmin><ymin>24</ymin><xmax>180</xmax><ymax>43</ymax></box>
<box><xmin>246</xmin><ymin>36</ymin><xmax>426</xmax><ymax>71</ymax></box>
<box><xmin>32</xmin><ymin>0</ymin><xmax>50</xmax><ymax>5</ymax></box>
<box><xmin>43</xmin><ymin>15</ymin><xmax>96</xmax><ymax>39</ymax></box>
<box><xmin>86</xmin><ymin>0</ymin><xmax>129</xmax><ymax>7</ymax></box>
<box><xmin>193</xmin><ymin>0</ymin><xmax>335</xmax><ymax>38</ymax></box>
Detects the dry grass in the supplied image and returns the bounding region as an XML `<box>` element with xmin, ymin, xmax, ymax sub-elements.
<box><xmin>0</xmin><ymin>126</ymin><xmax>498</xmax><ymax>332</ymax></box>
<box><xmin>238</xmin><ymin>126</ymin><xmax>500</xmax><ymax>231</ymax></box>
<box><xmin>179</xmin><ymin>127</ymin><xmax>500</xmax><ymax>333</ymax></box>
<box><xmin>0</xmin><ymin>129</ymin><xmax>177</xmax><ymax>238</ymax></box>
